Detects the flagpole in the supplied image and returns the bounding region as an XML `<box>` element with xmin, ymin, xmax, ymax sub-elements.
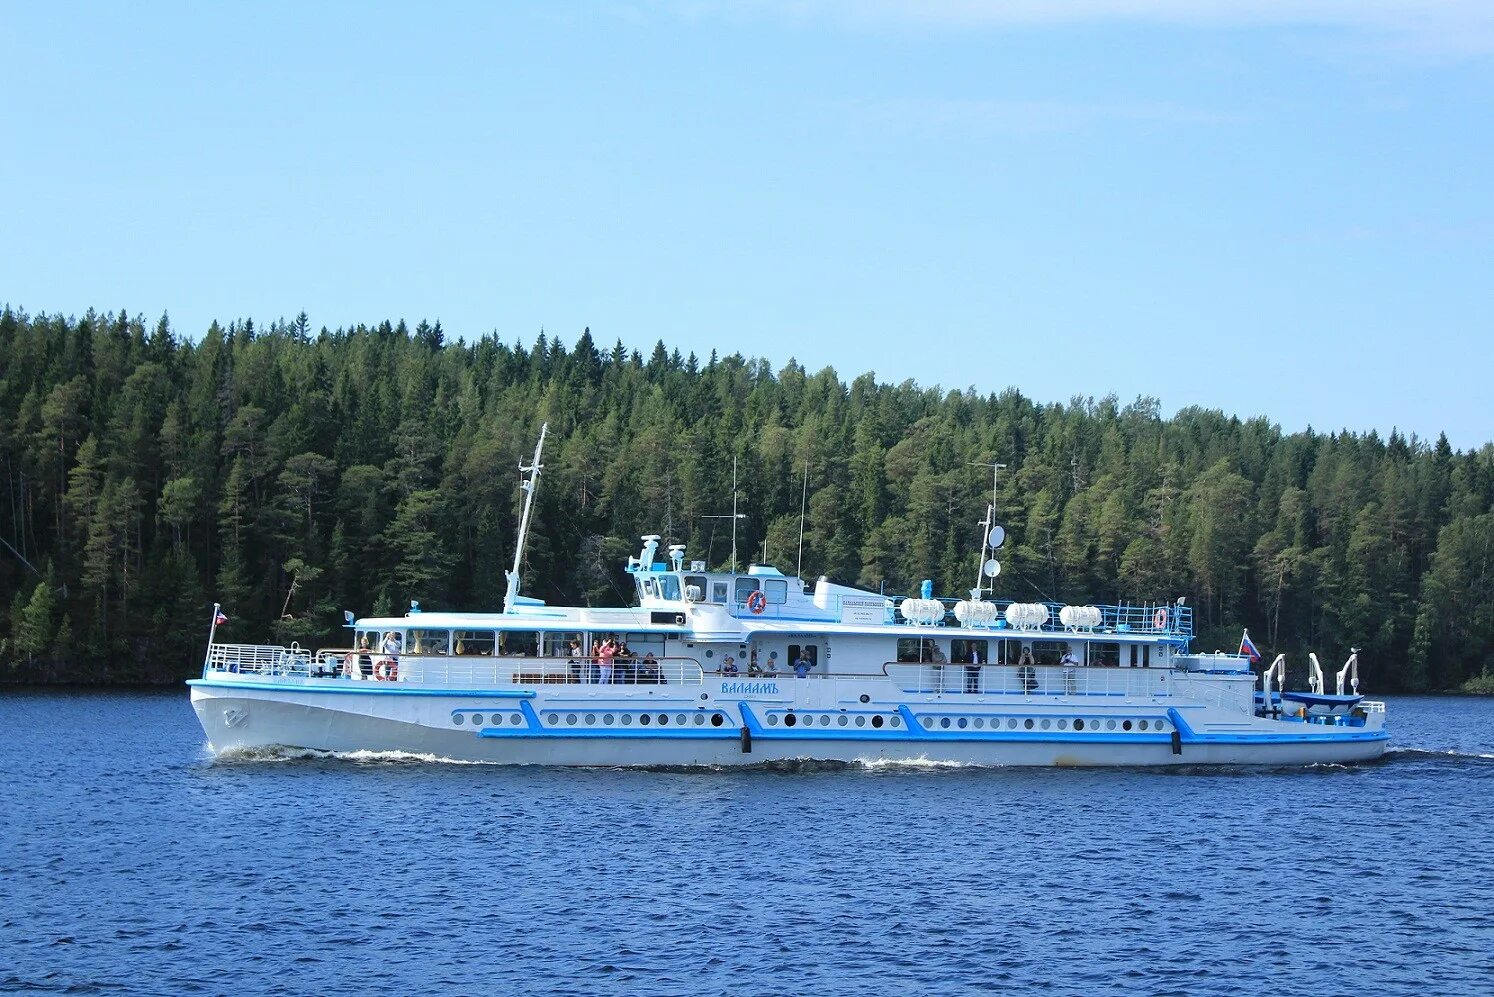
<box><xmin>205</xmin><ymin>602</ymin><xmax>221</xmax><ymax>670</ymax></box>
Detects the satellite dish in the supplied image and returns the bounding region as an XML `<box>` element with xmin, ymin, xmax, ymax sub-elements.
<box><xmin>987</xmin><ymin>526</ymin><xmax>1006</xmax><ymax>550</ymax></box>
<box><xmin>983</xmin><ymin>558</ymin><xmax>1002</xmax><ymax>578</ymax></box>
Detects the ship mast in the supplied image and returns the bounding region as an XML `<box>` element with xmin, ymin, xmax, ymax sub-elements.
<box><xmin>503</xmin><ymin>422</ymin><xmax>548</xmax><ymax>615</ymax></box>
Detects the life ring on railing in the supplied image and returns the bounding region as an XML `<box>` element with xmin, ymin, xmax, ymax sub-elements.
<box><xmin>746</xmin><ymin>591</ymin><xmax>767</xmax><ymax>615</ymax></box>
<box><xmin>374</xmin><ymin>658</ymin><xmax>399</xmax><ymax>681</ymax></box>
<box><xmin>1153</xmin><ymin>607</ymin><xmax>1168</xmax><ymax>629</ymax></box>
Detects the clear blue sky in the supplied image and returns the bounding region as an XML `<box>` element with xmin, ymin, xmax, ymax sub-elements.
<box><xmin>4</xmin><ymin>1</ymin><xmax>1491</xmax><ymax>447</ymax></box>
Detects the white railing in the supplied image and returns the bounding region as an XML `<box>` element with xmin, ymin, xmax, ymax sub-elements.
<box><xmin>206</xmin><ymin>643</ymin><xmax>707</xmax><ymax>688</ymax></box>
<box><xmin>205</xmin><ymin>642</ymin><xmax>315</xmax><ymax>677</ymax></box>
<box><xmin>883</xmin><ymin>662</ymin><xmax>1172</xmax><ymax>698</ymax></box>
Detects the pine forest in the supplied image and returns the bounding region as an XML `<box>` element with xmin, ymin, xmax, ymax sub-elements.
<box><xmin>2</xmin><ymin>307</ymin><xmax>1491</xmax><ymax>692</ymax></box>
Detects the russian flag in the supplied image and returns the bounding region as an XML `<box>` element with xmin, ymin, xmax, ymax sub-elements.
<box><xmin>215</xmin><ymin>609</ymin><xmax>229</xmax><ymax>626</ymax></box>
<box><xmin>1239</xmin><ymin>630</ymin><xmax>1261</xmax><ymax>663</ymax></box>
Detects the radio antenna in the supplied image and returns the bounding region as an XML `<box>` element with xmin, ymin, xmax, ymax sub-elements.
<box><xmin>795</xmin><ymin>459</ymin><xmax>809</xmax><ymax>579</ymax></box>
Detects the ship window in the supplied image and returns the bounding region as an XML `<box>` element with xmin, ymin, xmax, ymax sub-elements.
<box><xmin>1091</xmin><ymin>643</ymin><xmax>1120</xmax><ymax>668</ymax></box>
<box><xmin>500</xmin><ymin>631</ymin><xmax>538</xmax><ymax>657</ymax></box>
<box><xmin>642</xmin><ymin>579</ymin><xmax>659</xmax><ymax>599</ymax></box>
<box><xmin>711</xmin><ymin>581</ymin><xmax>728</xmax><ymax>604</ymax></box>
<box><xmin>659</xmin><ymin>576</ymin><xmax>681</xmax><ymax>601</ymax></box>
<box><xmin>453</xmin><ymin>630</ymin><xmax>496</xmax><ymax>656</ymax></box>
<box><xmin>764</xmin><ymin>579</ymin><xmax>788</xmax><ymax>605</ymax></box>
<box><xmin>711</xmin><ymin>713</ymin><xmax>725</xmax><ymax>727</ymax></box>
<box><xmin>408</xmin><ymin>629</ymin><xmax>450</xmax><ymax>655</ymax></box>
<box><xmin>1032</xmin><ymin>641</ymin><xmax>1066</xmax><ymax>666</ymax></box>
<box><xmin>871</xmin><ymin>715</ymin><xmax>884</xmax><ymax>728</ymax></box>
<box><xmin>896</xmin><ymin>638</ymin><xmax>924</xmax><ymax>663</ymax></box>
<box><xmin>951</xmin><ymin>639</ymin><xmax>989</xmax><ymax>665</ymax></box>
<box><xmin>684</xmin><ymin>576</ymin><xmax>707</xmax><ymax>602</ymax></box>
<box><xmin>734</xmin><ymin>578</ymin><xmax>759</xmax><ymax>604</ymax></box>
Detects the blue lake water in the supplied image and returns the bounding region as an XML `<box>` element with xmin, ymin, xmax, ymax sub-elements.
<box><xmin>2</xmin><ymin>691</ymin><xmax>1492</xmax><ymax>996</ymax></box>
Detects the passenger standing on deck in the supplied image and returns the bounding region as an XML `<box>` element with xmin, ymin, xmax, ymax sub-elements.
<box><xmin>597</xmin><ymin>636</ymin><xmax>617</xmax><ymax>684</ymax></box>
<box><xmin>721</xmin><ymin>654</ymin><xmax>738</xmax><ymax>676</ymax></box>
<box><xmin>793</xmin><ymin>651</ymin><xmax>812</xmax><ymax>678</ymax></box>
<box><xmin>964</xmin><ymin>643</ymin><xmax>983</xmax><ymax>694</ymax></box>
<box><xmin>567</xmin><ymin>638</ymin><xmax>583</xmax><ymax>684</ymax></box>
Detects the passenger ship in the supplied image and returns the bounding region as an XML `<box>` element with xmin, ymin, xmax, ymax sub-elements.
<box><xmin>189</xmin><ymin>427</ymin><xmax>1388</xmax><ymax>766</ymax></box>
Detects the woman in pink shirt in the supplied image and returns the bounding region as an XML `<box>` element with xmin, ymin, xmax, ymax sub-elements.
<box><xmin>596</xmin><ymin>637</ymin><xmax>617</xmax><ymax>685</ymax></box>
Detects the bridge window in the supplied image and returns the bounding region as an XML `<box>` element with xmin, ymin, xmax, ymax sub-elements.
<box><xmin>684</xmin><ymin>576</ymin><xmax>707</xmax><ymax>602</ymax></box>
<box><xmin>734</xmin><ymin>578</ymin><xmax>759</xmax><ymax>604</ymax></box>
<box><xmin>764</xmin><ymin>579</ymin><xmax>788</xmax><ymax>604</ymax></box>
<box><xmin>659</xmin><ymin>576</ymin><xmax>681</xmax><ymax>601</ymax></box>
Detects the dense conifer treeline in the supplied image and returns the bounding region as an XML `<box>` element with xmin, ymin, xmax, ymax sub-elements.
<box><xmin>2</xmin><ymin>306</ymin><xmax>1491</xmax><ymax>690</ymax></box>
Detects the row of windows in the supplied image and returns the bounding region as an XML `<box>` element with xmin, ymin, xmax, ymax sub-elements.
<box><xmin>917</xmin><ymin>715</ymin><xmax>1169</xmax><ymax>732</ymax></box>
<box><xmin>650</xmin><ymin>575</ymin><xmax>792</xmax><ymax>606</ymax></box>
<box><xmin>895</xmin><ymin>639</ymin><xmax>1151</xmax><ymax>668</ymax></box>
<box><xmin>767</xmin><ymin>712</ymin><xmax>900</xmax><ymax>729</ymax></box>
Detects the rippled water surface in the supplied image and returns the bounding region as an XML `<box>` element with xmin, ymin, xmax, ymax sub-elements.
<box><xmin>2</xmin><ymin>692</ymin><xmax>1492</xmax><ymax>996</ymax></box>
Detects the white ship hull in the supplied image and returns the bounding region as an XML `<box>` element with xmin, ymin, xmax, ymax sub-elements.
<box><xmin>190</xmin><ymin>674</ymin><xmax>1388</xmax><ymax>768</ymax></box>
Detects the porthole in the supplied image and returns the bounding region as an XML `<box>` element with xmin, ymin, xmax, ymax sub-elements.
<box><xmin>1024</xmin><ymin>719</ymin><xmax>1035</xmax><ymax>730</ymax></box>
<box><xmin>819</xmin><ymin>715</ymin><xmax>830</xmax><ymax>727</ymax></box>
<box><xmin>855</xmin><ymin>716</ymin><xmax>866</xmax><ymax>727</ymax></box>
<box><xmin>1137</xmin><ymin>720</ymin><xmax>1149</xmax><ymax>731</ymax></box>
<box><xmin>871</xmin><ymin>715</ymin><xmax>884</xmax><ymax>729</ymax></box>
<box><xmin>890</xmin><ymin>716</ymin><xmax>901</xmax><ymax>728</ymax></box>
<box><xmin>677</xmin><ymin>714</ymin><xmax>687</xmax><ymax>725</ymax></box>
<box><xmin>768</xmin><ymin>714</ymin><xmax>779</xmax><ymax>726</ymax></box>
<box><xmin>658</xmin><ymin>714</ymin><xmax>668</xmax><ymax>725</ymax></box>
<box><xmin>1122</xmin><ymin>720</ymin><xmax>1133</xmax><ymax>731</ymax></box>
<box><xmin>1057</xmin><ymin>719</ymin><xmax>1069</xmax><ymax>730</ymax></box>
<box><xmin>1008</xmin><ymin>718</ymin><xmax>1019</xmax><ymax>730</ymax></box>
<box><xmin>452</xmin><ymin>715</ymin><xmax>464</xmax><ymax>726</ymax></box>
<box><xmin>705</xmin><ymin>650</ymin><xmax>713</xmax><ymax>658</ymax></box>
<box><xmin>1074</xmin><ymin>719</ymin><xmax>1085</xmax><ymax>731</ymax></box>
<box><xmin>1156</xmin><ymin>720</ymin><xmax>1168</xmax><ymax>732</ymax></box>
<box><xmin>940</xmin><ymin>717</ymin><xmax>951</xmax><ymax>729</ymax></box>
<box><xmin>694</xmin><ymin>714</ymin><xmax>705</xmax><ymax>726</ymax></box>
<box><xmin>640</xmin><ymin>714</ymin><xmax>652</xmax><ymax>725</ymax></box>
<box><xmin>511</xmin><ymin>714</ymin><xmax>523</xmax><ymax>726</ymax></box>
<box><xmin>545</xmin><ymin>713</ymin><xmax>558</xmax><ymax>726</ymax></box>
<box><xmin>837</xmin><ymin>716</ymin><xmax>848</xmax><ymax>727</ymax></box>
<box><xmin>859</xmin><ymin>694</ymin><xmax>870</xmax><ymax>704</ymax></box>
<box><xmin>603</xmin><ymin>713</ymin><xmax>614</xmax><ymax>725</ymax></box>
<box><xmin>784</xmin><ymin>713</ymin><xmax>797</xmax><ymax>727</ymax></box>
<box><xmin>1106</xmin><ymin>720</ymin><xmax>1117</xmax><ymax>731</ymax></box>
<box><xmin>1040</xmin><ymin>719</ymin><xmax>1052</xmax><ymax>730</ymax></box>
<box><xmin>622</xmin><ymin>714</ymin><xmax>633</xmax><ymax>725</ymax></box>
<box><xmin>585</xmin><ymin>713</ymin><xmax>596</xmax><ymax>725</ymax></box>
<box><xmin>957</xmin><ymin>718</ymin><xmax>968</xmax><ymax>729</ymax></box>
<box><xmin>566</xmin><ymin>714</ymin><xmax>578</xmax><ymax>726</ymax></box>
<box><xmin>711</xmin><ymin>713</ymin><xmax>725</xmax><ymax>727</ymax></box>
<box><xmin>973</xmin><ymin>718</ymin><xmax>985</xmax><ymax>729</ymax></box>
<box><xmin>922</xmin><ymin>717</ymin><xmax>933</xmax><ymax>729</ymax></box>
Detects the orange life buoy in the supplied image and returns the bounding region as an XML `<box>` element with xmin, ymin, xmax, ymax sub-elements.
<box><xmin>1153</xmin><ymin>607</ymin><xmax>1168</xmax><ymax>629</ymax></box>
<box><xmin>746</xmin><ymin>590</ymin><xmax>767</xmax><ymax>615</ymax></box>
<box><xmin>374</xmin><ymin>658</ymin><xmax>398</xmax><ymax>681</ymax></box>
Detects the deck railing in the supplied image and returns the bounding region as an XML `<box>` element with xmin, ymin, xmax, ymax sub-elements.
<box><xmin>204</xmin><ymin>644</ymin><xmax>705</xmax><ymax>687</ymax></box>
<box><xmin>884</xmin><ymin>662</ymin><xmax>1174</xmax><ymax>698</ymax></box>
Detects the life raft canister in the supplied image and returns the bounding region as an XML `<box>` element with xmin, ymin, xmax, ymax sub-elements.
<box><xmin>1153</xmin><ymin>607</ymin><xmax>1168</xmax><ymax>629</ymax></box>
<box><xmin>746</xmin><ymin>590</ymin><xmax>768</xmax><ymax>615</ymax></box>
<box><xmin>374</xmin><ymin>658</ymin><xmax>398</xmax><ymax>681</ymax></box>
